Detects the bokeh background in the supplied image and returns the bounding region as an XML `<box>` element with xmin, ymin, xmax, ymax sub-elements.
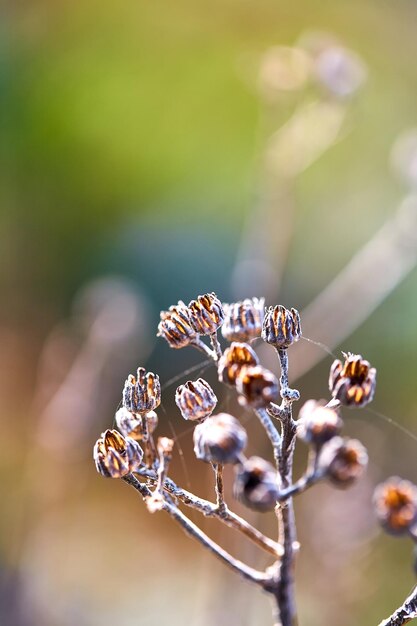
<box><xmin>3</xmin><ymin>1</ymin><xmax>417</xmax><ymax>624</ymax></box>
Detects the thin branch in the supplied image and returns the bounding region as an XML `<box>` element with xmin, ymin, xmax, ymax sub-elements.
<box><xmin>378</xmin><ymin>585</ymin><xmax>417</xmax><ymax>626</ymax></box>
<box><xmin>212</xmin><ymin>463</ymin><xmax>227</xmax><ymax>514</ymax></box>
<box><xmin>255</xmin><ymin>408</ymin><xmax>282</xmax><ymax>468</ymax></box>
<box><xmin>136</xmin><ymin>468</ymin><xmax>282</xmax><ymax>557</ymax></box>
<box><xmin>277</xmin><ymin>450</ymin><xmax>323</xmax><ymax>502</ymax></box>
<box><xmin>123</xmin><ymin>473</ymin><xmax>269</xmax><ymax>586</ymax></box>
<box><xmin>209</xmin><ymin>332</ymin><xmax>223</xmax><ymax>361</ymax></box>
<box><xmin>190</xmin><ymin>337</ymin><xmax>216</xmax><ymax>360</ymax></box>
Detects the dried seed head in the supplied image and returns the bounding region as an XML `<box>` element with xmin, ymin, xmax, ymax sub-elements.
<box><xmin>188</xmin><ymin>292</ymin><xmax>225</xmax><ymax>335</ymax></box>
<box><xmin>93</xmin><ymin>429</ymin><xmax>143</xmax><ymax>478</ymax></box>
<box><xmin>374</xmin><ymin>477</ymin><xmax>417</xmax><ymax>536</ymax></box>
<box><xmin>329</xmin><ymin>353</ymin><xmax>376</xmax><ymax>408</ymax></box>
<box><xmin>221</xmin><ymin>297</ymin><xmax>265</xmax><ymax>342</ymax></box>
<box><xmin>123</xmin><ymin>367</ymin><xmax>161</xmax><ymax>414</ymax></box>
<box><xmin>157</xmin><ymin>300</ymin><xmax>198</xmax><ymax>349</ymax></box>
<box><xmin>236</xmin><ymin>365</ymin><xmax>279</xmax><ymax>409</ymax></box>
<box><xmin>193</xmin><ymin>413</ymin><xmax>247</xmax><ymax>464</ymax></box>
<box><xmin>175</xmin><ymin>378</ymin><xmax>217</xmax><ymax>421</ymax></box>
<box><xmin>262</xmin><ymin>305</ymin><xmax>301</xmax><ymax>349</ymax></box>
<box><xmin>234</xmin><ymin>456</ymin><xmax>279</xmax><ymax>512</ymax></box>
<box><xmin>297</xmin><ymin>400</ymin><xmax>343</xmax><ymax>446</ymax></box>
<box><xmin>318</xmin><ymin>436</ymin><xmax>368</xmax><ymax>488</ymax></box>
<box><xmin>217</xmin><ymin>342</ymin><xmax>259</xmax><ymax>386</ymax></box>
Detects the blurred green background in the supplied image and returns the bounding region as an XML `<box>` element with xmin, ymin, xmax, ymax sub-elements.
<box><xmin>2</xmin><ymin>0</ymin><xmax>417</xmax><ymax>624</ymax></box>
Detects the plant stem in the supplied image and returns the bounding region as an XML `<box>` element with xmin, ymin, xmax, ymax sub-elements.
<box><xmin>210</xmin><ymin>331</ymin><xmax>223</xmax><ymax>360</ymax></box>
<box><xmin>136</xmin><ymin>467</ymin><xmax>282</xmax><ymax>557</ymax></box>
<box><xmin>123</xmin><ymin>473</ymin><xmax>269</xmax><ymax>586</ymax></box>
<box><xmin>255</xmin><ymin>407</ymin><xmax>282</xmax><ymax>468</ymax></box>
<box><xmin>190</xmin><ymin>337</ymin><xmax>216</xmax><ymax>359</ymax></box>
<box><xmin>378</xmin><ymin>585</ymin><xmax>417</xmax><ymax>625</ymax></box>
<box><xmin>273</xmin><ymin>347</ymin><xmax>299</xmax><ymax>626</ymax></box>
<box><xmin>212</xmin><ymin>463</ymin><xmax>227</xmax><ymax>514</ymax></box>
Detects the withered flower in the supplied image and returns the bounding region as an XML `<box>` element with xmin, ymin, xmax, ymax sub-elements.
<box><xmin>236</xmin><ymin>365</ymin><xmax>279</xmax><ymax>409</ymax></box>
<box><xmin>94</xmin><ymin>429</ymin><xmax>143</xmax><ymax>478</ymax></box>
<box><xmin>318</xmin><ymin>436</ymin><xmax>368</xmax><ymax>488</ymax></box>
<box><xmin>115</xmin><ymin>407</ymin><xmax>158</xmax><ymax>440</ymax></box>
<box><xmin>262</xmin><ymin>305</ymin><xmax>301</xmax><ymax>349</ymax></box>
<box><xmin>188</xmin><ymin>292</ymin><xmax>225</xmax><ymax>335</ymax></box>
<box><xmin>234</xmin><ymin>456</ymin><xmax>279</xmax><ymax>512</ymax></box>
<box><xmin>157</xmin><ymin>300</ymin><xmax>197</xmax><ymax>349</ymax></box>
<box><xmin>175</xmin><ymin>378</ymin><xmax>217</xmax><ymax>421</ymax></box>
<box><xmin>221</xmin><ymin>297</ymin><xmax>265</xmax><ymax>342</ymax></box>
<box><xmin>374</xmin><ymin>477</ymin><xmax>417</xmax><ymax>536</ymax></box>
<box><xmin>218</xmin><ymin>342</ymin><xmax>259</xmax><ymax>386</ymax></box>
<box><xmin>329</xmin><ymin>353</ymin><xmax>376</xmax><ymax>408</ymax></box>
<box><xmin>193</xmin><ymin>413</ymin><xmax>247</xmax><ymax>464</ymax></box>
<box><xmin>123</xmin><ymin>367</ymin><xmax>161</xmax><ymax>414</ymax></box>
<box><xmin>297</xmin><ymin>400</ymin><xmax>343</xmax><ymax>446</ymax></box>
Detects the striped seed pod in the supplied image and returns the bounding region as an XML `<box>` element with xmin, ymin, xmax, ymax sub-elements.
<box><xmin>329</xmin><ymin>353</ymin><xmax>376</xmax><ymax>408</ymax></box>
<box><xmin>94</xmin><ymin>429</ymin><xmax>143</xmax><ymax>478</ymax></box>
<box><xmin>218</xmin><ymin>342</ymin><xmax>259</xmax><ymax>386</ymax></box>
<box><xmin>297</xmin><ymin>399</ymin><xmax>343</xmax><ymax>446</ymax></box>
<box><xmin>188</xmin><ymin>293</ymin><xmax>225</xmax><ymax>335</ymax></box>
<box><xmin>157</xmin><ymin>300</ymin><xmax>198</xmax><ymax>349</ymax></box>
<box><xmin>234</xmin><ymin>456</ymin><xmax>279</xmax><ymax>512</ymax></box>
<box><xmin>374</xmin><ymin>477</ymin><xmax>417</xmax><ymax>536</ymax></box>
<box><xmin>123</xmin><ymin>367</ymin><xmax>161</xmax><ymax>414</ymax></box>
<box><xmin>193</xmin><ymin>413</ymin><xmax>247</xmax><ymax>464</ymax></box>
<box><xmin>236</xmin><ymin>365</ymin><xmax>279</xmax><ymax>409</ymax></box>
<box><xmin>262</xmin><ymin>305</ymin><xmax>301</xmax><ymax>349</ymax></box>
<box><xmin>221</xmin><ymin>297</ymin><xmax>265</xmax><ymax>342</ymax></box>
<box><xmin>175</xmin><ymin>378</ymin><xmax>217</xmax><ymax>421</ymax></box>
<box><xmin>318</xmin><ymin>436</ymin><xmax>368</xmax><ymax>488</ymax></box>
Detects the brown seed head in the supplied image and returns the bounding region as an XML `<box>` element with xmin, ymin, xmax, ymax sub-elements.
<box><xmin>115</xmin><ymin>406</ymin><xmax>145</xmax><ymax>440</ymax></box>
<box><xmin>188</xmin><ymin>292</ymin><xmax>225</xmax><ymax>335</ymax></box>
<box><xmin>236</xmin><ymin>365</ymin><xmax>279</xmax><ymax>409</ymax></box>
<box><xmin>374</xmin><ymin>477</ymin><xmax>417</xmax><ymax>535</ymax></box>
<box><xmin>221</xmin><ymin>297</ymin><xmax>265</xmax><ymax>342</ymax></box>
<box><xmin>329</xmin><ymin>353</ymin><xmax>376</xmax><ymax>408</ymax></box>
<box><xmin>217</xmin><ymin>342</ymin><xmax>259</xmax><ymax>386</ymax></box>
<box><xmin>262</xmin><ymin>305</ymin><xmax>301</xmax><ymax>348</ymax></box>
<box><xmin>157</xmin><ymin>300</ymin><xmax>198</xmax><ymax>349</ymax></box>
<box><xmin>297</xmin><ymin>399</ymin><xmax>343</xmax><ymax>446</ymax></box>
<box><xmin>193</xmin><ymin>413</ymin><xmax>247</xmax><ymax>464</ymax></box>
<box><xmin>123</xmin><ymin>367</ymin><xmax>161</xmax><ymax>414</ymax></box>
<box><xmin>318</xmin><ymin>436</ymin><xmax>368</xmax><ymax>488</ymax></box>
<box><xmin>175</xmin><ymin>378</ymin><xmax>217</xmax><ymax>421</ymax></box>
<box><xmin>93</xmin><ymin>429</ymin><xmax>143</xmax><ymax>478</ymax></box>
<box><xmin>234</xmin><ymin>456</ymin><xmax>279</xmax><ymax>512</ymax></box>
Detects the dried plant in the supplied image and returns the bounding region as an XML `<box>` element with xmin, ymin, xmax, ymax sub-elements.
<box><xmin>92</xmin><ymin>292</ymin><xmax>417</xmax><ymax>626</ymax></box>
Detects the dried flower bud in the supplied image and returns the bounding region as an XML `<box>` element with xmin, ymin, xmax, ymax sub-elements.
<box><xmin>374</xmin><ymin>477</ymin><xmax>417</xmax><ymax>536</ymax></box>
<box><xmin>234</xmin><ymin>456</ymin><xmax>279</xmax><ymax>512</ymax></box>
<box><xmin>236</xmin><ymin>365</ymin><xmax>279</xmax><ymax>408</ymax></box>
<box><xmin>329</xmin><ymin>353</ymin><xmax>376</xmax><ymax>408</ymax></box>
<box><xmin>175</xmin><ymin>378</ymin><xmax>217</xmax><ymax>421</ymax></box>
<box><xmin>123</xmin><ymin>367</ymin><xmax>161</xmax><ymax>414</ymax></box>
<box><xmin>157</xmin><ymin>300</ymin><xmax>197</xmax><ymax>349</ymax></box>
<box><xmin>193</xmin><ymin>413</ymin><xmax>247</xmax><ymax>464</ymax></box>
<box><xmin>221</xmin><ymin>297</ymin><xmax>265</xmax><ymax>342</ymax></box>
<box><xmin>262</xmin><ymin>305</ymin><xmax>301</xmax><ymax>349</ymax></box>
<box><xmin>94</xmin><ymin>429</ymin><xmax>143</xmax><ymax>478</ymax></box>
<box><xmin>318</xmin><ymin>436</ymin><xmax>368</xmax><ymax>488</ymax></box>
<box><xmin>297</xmin><ymin>400</ymin><xmax>343</xmax><ymax>446</ymax></box>
<box><xmin>217</xmin><ymin>342</ymin><xmax>259</xmax><ymax>386</ymax></box>
<box><xmin>188</xmin><ymin>292</ymin><xmax>225</xmax><ymax>335</ymax></box>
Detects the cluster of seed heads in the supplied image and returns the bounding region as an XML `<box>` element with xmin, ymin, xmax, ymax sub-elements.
<box><xmin>93</xmin><ymin>291</ymin><xmax>417</xmax><ymax>624</ymax></box>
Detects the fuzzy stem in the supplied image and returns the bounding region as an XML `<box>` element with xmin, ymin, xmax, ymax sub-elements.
<box><xmin>255</xmin><ymin>407</ymin><xmax>282</xmax><ymax>468</ymax></box>
<box><xmin>210</xmin><ymin>331</ymin><xmax>223</xmax><ymax>360</ymax></box>
<box><xmin>190</xmin><ymin>336</ymin><xmax>216</xmax><ymax>359</ymax></box>
<box><xmin>378</xmin><ymin>585</ymin><xmax>417</xmax><ymax>625</ymax></box>
<box><xmin>136</xmin><ymin>467</ymin><xmax>282</xmax><ymax>557</ymax></box>
<box><xmin>123</xmin><ymin>473</ymin><xmax>269</xmax><ymax>586</ymax></box>
<box><xmin>213</xmin><ymin>463</ymin><xmax>227</xmax><ymax>514</ymax></box>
